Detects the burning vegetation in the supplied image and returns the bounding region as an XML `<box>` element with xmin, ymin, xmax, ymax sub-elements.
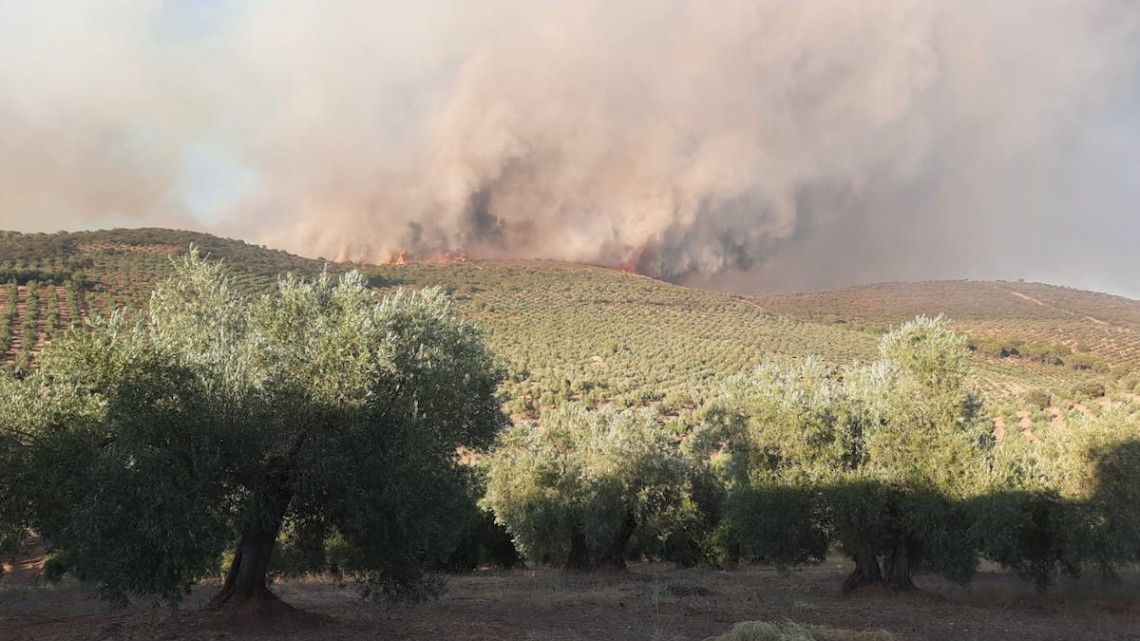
<box><xmin>384</xmin><ymin>249</ymin><xmax>468</xmax><ymax>266</ymax></box>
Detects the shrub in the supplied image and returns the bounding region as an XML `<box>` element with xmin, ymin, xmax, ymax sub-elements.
<box><xmin>1023</xmin><ymin>389</ymin><xmax>1053</xmax><ymax>411</ymax></box>
<box><xmin>1021</xmin><ymin>344</ymin><xmax>1060</xmax><ymax>365</ymax></box>
<box><xmin>1071</xmin><ymin>381</ymin><xmax>1106</xmax><ymax>400</ymax></box>
<box><xmin>971</xmin><ymin>339</ymin><xmax>1009</xmax><ymax>358</ymax></box>
<box><xmin>42</xmin><ymin>550</ymin><xmax>74</xmax><ymax>584</ymax></box>
<box><xmin>1066</xmin><ymin>353</ymin><xmax>1106</xmax><ymax>372</ymax></box>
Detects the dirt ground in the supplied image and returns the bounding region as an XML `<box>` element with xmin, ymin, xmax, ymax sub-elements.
<box><xmin>1</xmin><ymin>561</ymin><xmax>1138</xmax><ymax>641</ymax></box>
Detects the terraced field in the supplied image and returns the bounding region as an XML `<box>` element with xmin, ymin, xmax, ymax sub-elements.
<box><xmin>365</xmin><ymin>261</ymin><xmax>878</xmax><ymax>421</ymax></box>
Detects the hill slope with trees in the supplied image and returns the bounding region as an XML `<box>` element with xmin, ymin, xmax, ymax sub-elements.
<box><xmin>753</xmin><ymin>280</ymin><xmax>1140</xmax><ymax>368</ymax></box>
<box><xmin>2</xmin><ymin>229</ymin><xmax>1137</xmax><ymax>419</ymax></box>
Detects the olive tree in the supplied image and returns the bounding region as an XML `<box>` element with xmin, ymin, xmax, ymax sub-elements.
<box><xmin>690</xmin><ymin>358</ymin><xmax>859</xmax><ymax>571</ymax></box>
<box><xmin>481</xmin><ymin>405</ymin><xmax>692</xmax><ymax>570</ymax></box>
<box><xmin>0</xmin><ymin>250</ymin><xmax>506</xmax><ymax>607</ymax></box>
<box><xmin>978</xmin><ymin>403</ymin><xmax>1140</xmax><ymax>587</ymax></box>
<box><xmin>856</xmin><ymin>316</ymin><xmax>991</xmax><ymax>589</ymax></box>
<box><xmin>696</xmin><ymin>316</ymin><xmax>990</xmax><ymax>590</ymax></box>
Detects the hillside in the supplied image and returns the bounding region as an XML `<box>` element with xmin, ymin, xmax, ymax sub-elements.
<box><xmin>753</xmin><ymin>281</ymin><xmax>1140</xmax><ymax>402</ymax></box>
<box><xmin>753</xmin><ymin>280</ymin><xmax>1140</xmax><ymax>366</ymax></box>
<box><xmin>2</xmin><ymin>228</ymin><xmax>1137</xmax><ymax>427</ymax></box>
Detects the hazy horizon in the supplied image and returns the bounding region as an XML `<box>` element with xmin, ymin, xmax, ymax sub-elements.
<box><xmin>2</xmin><ymin>1</ymin><xmax>1138</xmax><ymax>298</ymax></box>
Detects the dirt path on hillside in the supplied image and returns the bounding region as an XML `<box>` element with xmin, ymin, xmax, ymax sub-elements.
<box><xmin>1009</xmin><ymin>291</ymin><xmax>1045</xmax><ymax>306</ymax></box>
<box><xmin>1008</xmin><ymin>290</ymin><xmax>1122</xmax><ymax>332</ymax></box>
<box><xmin>734</xmin><ymin>296</ymin><xmax>767</xmax><ymax>313</ymax></box>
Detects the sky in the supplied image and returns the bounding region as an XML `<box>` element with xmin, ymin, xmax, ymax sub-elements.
<box><xmin>0</xmin><ymin>1</ymin><xmax>1138</xmax><ymax>298</ymax></box>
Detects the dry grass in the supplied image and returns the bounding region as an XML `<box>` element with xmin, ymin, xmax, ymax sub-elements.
<box><xmin>703</xmin><ymin>621</ymin><xmax>898</xmax><ymax>641</ymax></box>
<box><xmin>2</xmin><ymin>562</ymin><xmax>1138</xmax><ymax>641</ymax></box>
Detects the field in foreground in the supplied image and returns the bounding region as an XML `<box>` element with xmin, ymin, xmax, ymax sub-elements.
<box><xmin>2</xmin><ymin>564</ymin><xmax>1138</xmax><ymax>641</ymax></box>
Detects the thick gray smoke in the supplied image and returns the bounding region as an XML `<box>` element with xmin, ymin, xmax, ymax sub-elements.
<box><xmin>1</xmin><ymin>1</ymin><xmax>1138</xmax><ymax>292</ymax></box>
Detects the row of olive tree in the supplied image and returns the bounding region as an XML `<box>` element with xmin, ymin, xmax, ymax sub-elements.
<box><xmin>0</xmin><ymin>250</ymin><xmax>507</xmax><ymax>608</ymax></box>
<box><xmin>479</xmin><ymin>317</ymin><xmax>1140</xmax><ymax>590</ymax></box>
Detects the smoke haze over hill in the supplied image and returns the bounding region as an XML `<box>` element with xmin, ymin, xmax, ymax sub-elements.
<box><xmin>1</xmin><ymin>1</ymin><xmax>1138</xmax><ymax>295</ymax></box>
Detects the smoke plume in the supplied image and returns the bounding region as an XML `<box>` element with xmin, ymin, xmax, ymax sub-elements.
<box><xmin>1</xmin><ymin>1</ymin><xmax>1138</xmax><ymax>292</ymax></box>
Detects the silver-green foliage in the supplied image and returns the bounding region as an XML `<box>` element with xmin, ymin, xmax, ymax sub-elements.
<box><xmin>980</xmin><ymin>402</ymin><xmax>1140</xmax><ymax>584</ymax></box>
<box><xmin>0</xmin><ymin>249</ymin><xmax>506</xmax><ymax>602</ymax></box>
<box><xmin>481</xmin><ymin>405</ymin><xmax>692</xmax><ymax>568</ymax></box>
<box><xmin>696</xmin><ymin>316</ymin><xmax>990</xmax><ymax>585</ymax></box>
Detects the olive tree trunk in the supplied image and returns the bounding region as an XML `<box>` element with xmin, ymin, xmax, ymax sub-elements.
<box><xmin>210</xmin><ymin>479</ymin><xmax>294</xmax><ymax>608</ymax></box>
<box><xmin>564</xmin><ymin>511</ymin><xmax>638</xmax><ymax>572</ymax></box>
<box><xmin>842</xmin><ymin>544</ymin><xmax>883</xmax><ymax>593</ymax></box>
<box><xmin>882</xmin><ymin>536</ymin><xmax>916</xmax><ymax>591</ymax></box>
<box><xmin>595</xmin><ymin>509</ymin><xmax>637</xmax><ymax>571</ymax></box>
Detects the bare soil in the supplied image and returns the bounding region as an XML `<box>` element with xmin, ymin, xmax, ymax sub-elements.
<box><xmin>1</xmin><ymin>562</ymin><xmax>1137</xmax><ymax>641</ymax></box>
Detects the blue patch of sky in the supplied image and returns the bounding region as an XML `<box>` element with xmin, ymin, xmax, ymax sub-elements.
<box><xmin>156</xmin><ymin>0</ymin><xmax>239</xmax><ymax>41</ymax></box>
<box><xmin>174</xmin><ymin>143</ymin><xmax>256</xmax><ymax>226</ymax></box>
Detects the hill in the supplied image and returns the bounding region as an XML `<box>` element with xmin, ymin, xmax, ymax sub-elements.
<box><xmin>753</xmin><ymin>281</ymin><xmax>1140</xmax><ymax>403</ymax></box>
<box><xmin>753</xmin><ymin>280</ymin><xmax>1140</xmax><ymax>367</ymax></box>
<box><xmin>1</xmin><ymin>228</ymin><xmax>1137</xmax><ymax>428</ymax></box>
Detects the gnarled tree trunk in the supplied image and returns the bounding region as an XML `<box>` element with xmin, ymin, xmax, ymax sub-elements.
<box><xmin>842</xmin><ymin>543</ymin><xmax>883</xmax><ymax>593</ymax></box>
<box><xmin>882</xmin><ymin>536</ymin><xmax>916</xmax><ymax>591</ymax></box>
<box><xmin>212</xmin><ymin>529</ymin><xmax>281</xmax><ymax>607</ymax></box>
<box><xmin>595</xmin><ymin>509</ymin><xmax>637</xmax><ymax>571</ymax></box>
<box><xmin>210</xmin><ymin>479</ymin><xmax>293</xmax><ymax>609</ymax></box>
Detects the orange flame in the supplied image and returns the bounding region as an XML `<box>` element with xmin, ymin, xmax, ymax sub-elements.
<box><xmin>384</xmin><ymin>249</ymin><xmax>468</xmax><ymax>266</ymax></box>
<box><xmin>437</xmin><ymin>251</ymin><xmax>467</xmax><ymax>264</ymax></box>
<box><xmin>387</xmin><ymin>249</ymin><xmax>407</xmax><ymax>266</ymax></box>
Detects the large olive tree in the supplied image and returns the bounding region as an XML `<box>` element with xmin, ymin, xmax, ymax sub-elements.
<box><xmin>856</xmin><ymin>315</ymin><xmax>991</xmax><ymax>589</ymax></box>
<box><xmin>0</xmin><ymin>250</ymin><xmax>506</xmax><ymax>608</ymax></box>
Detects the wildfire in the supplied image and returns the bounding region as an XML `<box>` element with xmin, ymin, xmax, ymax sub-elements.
<box><xmin>384</xmin><ymin>249</ymin><xmax>467</xmax><ymax>266</ymax></box>
<box><xmin>436</xmin><ymin>251</ymin><xmax>468</xmax><ymax>264</ymax></box>
<box><xmin>616</xmin><ymin>248</ymin><xmax>647</xmax><ymax>275</ymax></box>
